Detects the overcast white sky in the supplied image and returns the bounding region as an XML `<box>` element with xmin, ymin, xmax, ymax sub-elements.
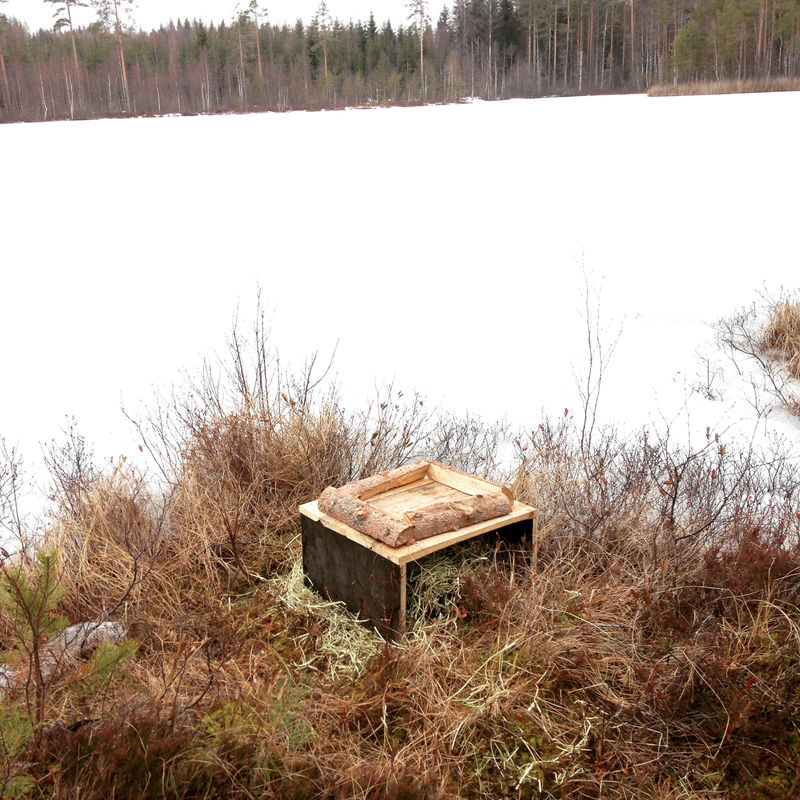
<box><xmin>4</xmin><ymin>1</ymin><xmax>445</xmax><ymax>33</ymax></box>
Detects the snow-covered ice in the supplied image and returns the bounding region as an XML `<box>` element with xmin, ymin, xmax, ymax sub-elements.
<box><xmin>1</xmin><ymin>93</ymin><xmax>799</xmax><ymax>524</ymax></box>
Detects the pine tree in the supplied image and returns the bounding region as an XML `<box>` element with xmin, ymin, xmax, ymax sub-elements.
<box><xmin>240</xmin><ymin>0</ymin><xmax>266</xmax><ymax>79</ymax></box>
<box><xmin>43</xmin><ymin>0</ymin><xmax>86</xmax><ymax>78</ymax></box>
<box><xmin>91</xmin><ymin>0</ymin><xmax>134</xmax><ymax>111</ymax></box>
<box><xmin>0</xmin><ymin>706</ymin><xmax>34</xmax><ymax>798</ymax></box>
<box><xmin>0</xmin><ymin>550</ymin><xmax>68</xmax><ymax>742</ymax></box>
<box><xmin>406</xmin><ymin>0</ymin><xmax>430</xmax><ymax>91</ymax></box>
<box><xmin>496</xmin><ymin>0</ymin><xmax>521</xmax><ymax>72</ymax></box>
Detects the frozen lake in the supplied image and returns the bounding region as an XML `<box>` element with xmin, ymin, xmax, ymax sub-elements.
<box><xmin>2</xmin><ymin>93</ymin><xmax>800</xmax><ymax>520</ymax></box>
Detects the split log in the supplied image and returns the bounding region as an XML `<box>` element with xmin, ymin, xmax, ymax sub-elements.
<box><xmin>404</xmin><ymin>492</ymin><xmax>512</xmax><ymax>540</ymax></box>
<box><xmin>318</xmin><ymin>461</ymin><xmax>429</xmax><ymax>546</ymax></box>
<box><xmin>340</xmin><ymin>461</ymin><xmax>430</xmax><ymax>501</ymax></box>
<box><xmin>318</xmin><ymin>486</ymin><xmax>415</xmax><ymax>547</ymax></box>
<box><xmin>318</xmin><ymin>461</ymin><xmax>514</xmax><ymax>548</ymax></box>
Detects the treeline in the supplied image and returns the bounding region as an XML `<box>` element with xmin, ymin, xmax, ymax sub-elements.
<box><xmin>1</xmin><ymin>0</ymin><xmax>800</xmax><ymax>123</ymax></box>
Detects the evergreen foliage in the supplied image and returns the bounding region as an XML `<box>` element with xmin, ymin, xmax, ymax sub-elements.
<box><xmin>0</xmin><ymin>706</ymin><xmax>34</xmax><ymax>799</ymax></box>
<box><xmin>0</xmin><ymin>550</ymin><xmax>69</xmax><ymax>669</ymax></box>
<box><xmin>84</xmin><ymin>637</ymin><xmax>137</xmax><ymax>689</ymax></box>
<box><xmin>1</xmin><ymin>0</ymin><xmax>799</xmax><ymax>121</ymax></box>
<box><xmin>0</xmin><ymin>550</ymin><xmax>68</xmax><ymax>734</ymax></box>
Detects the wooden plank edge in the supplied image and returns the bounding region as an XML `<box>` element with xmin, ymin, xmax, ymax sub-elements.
<box><xmin>427</xmin><ymin>462</ymin><xmax>514</xmax><ymax>502</ymax></box>
<box><xmin>358</xmin><ymin>462</ymin><xmax>430</xmax><ymax>501</ymax></box>
<box><xmin>398</xmin><ymin>563</ymin><xmax>407</xmax><ymax>633</ymax></box>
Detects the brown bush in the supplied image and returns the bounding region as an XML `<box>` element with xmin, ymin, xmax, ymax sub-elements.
<box><xmin>46</xmin><ymin>464</ymin><xmax>169</xmax><ymax>622</ymax></box>
<box><xmin>702</xmin><ymin>527</ymin><xmax>800</xmax><ymax>603</ymax></box>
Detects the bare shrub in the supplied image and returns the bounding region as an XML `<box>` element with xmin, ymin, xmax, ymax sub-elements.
<box><xmin>173</xmin><ymin>400</ymin><xmax>354</xmax><ymax>584</ymax></box>
<box><xmin>512</xmin><ymin>417</ymin><xmax>657</xmax><ymax>567</ymax></box>
<box><xmin>36</xmin><ymin>302</ymin><xmax>512</xmax><ymax>671</ymax></box>
<box><xmin>42</xmin><ymin>418</ymin><xmax>97</xmax><ymax>523</ymax></box>
<box><xmin>122</xmin><ymin>303</ymin><xmax>506</xmax><ymax>597</ymax></box>
<box><xmin>702</xmin><ymin>526</ymin><xmax>800</xmax><ymax>604</ymax></box>
<box><xmin>14</xmin><ymin>404</ymin><xmax>800</xmax><ymax>799</ymax></box>
<box><xmin>718</xmin><ymin>291</ymin><xmax>800</xmax><ymax>415</ymax></box>
<box><xmin>0</xmin><ymin>438</ymin><xmax>25</xmax><ymax>547</ymax></box>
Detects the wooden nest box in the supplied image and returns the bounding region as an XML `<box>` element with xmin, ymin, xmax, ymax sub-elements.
<box><xmin>299</xmin><ymin>461</ymin><xmax>537</xmax><ymax>640</ymax></box>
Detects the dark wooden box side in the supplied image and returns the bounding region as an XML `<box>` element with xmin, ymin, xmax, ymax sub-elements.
<box><xmin>301</xmin><ymin>515</ymin><xmax>404</xmax><ymax>640</ymax></box>
<box><xmin>489</xmin><ymin>518</ymin><xmax>534</xmax><ymax>546</ymax></box>
<box><xmin>405</xmin><ymin>518</ymin><xmax>535</xmax><ymax>615</ymax></box>
<box><xmin>407</xmin><ymin>519</ymin><xmax>535</xmax><ymax>580</ymax></box>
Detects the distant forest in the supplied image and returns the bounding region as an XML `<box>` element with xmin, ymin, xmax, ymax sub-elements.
<box><xmin>1</xmin><ymin>0</ymin><xmax>799</xmax><ymax>123</ymax></box>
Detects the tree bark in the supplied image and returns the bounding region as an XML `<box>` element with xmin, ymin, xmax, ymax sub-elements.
<box><xmin>417</xmin><ymin>4</ymin><xmax>425</xmax><ymax>92</ymax></box>
<box><xmin>318</xmin><ymin>488</ymin><xmax>415</xmax><ymax>547</ymax></box>
<box><xmin>630</xmin><ymin>0</ymin><xmax>637</xmax><ymax>81</ymax></box>
<box><xmin>565</xmin><ymin>0</ymin><xmax>571</xmax><ymax>87</ymax></box>
<box><xmin>318</xmin><ymin>461</ymin><xmax>513</xmax><ymax>547</ymax></box>
<box><xmin>404</xmin><ymin>493</ymin><xmax>512</xmax><ymax>540</ymax></box>
<box><xmin>552</xmin><ymin>2</ymin><xmax>557</xmax><ymax>84</ymax></box>
<box><xmin>112</xmin><ymin>0</ymin><xmax>130</xmax><ymax>111</ymax></box>
<box><xmin>66</xmin><ymin>1</ymin><xmax>81</xmax><ymax>79</ymax></box>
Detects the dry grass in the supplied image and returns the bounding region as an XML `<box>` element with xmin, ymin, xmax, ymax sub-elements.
<box><xmin>648</xmin><ymin>76</ymin><xmax>800</xmax><ymax>97</ymax></box>
<box><xmin>763</xmin><ymin>300</ymin><xmax>800</xmax><ymax>382</ymax></box>
<box><xmin>2</xmin><ymin>309</ymin><xmax>800</xmax><ymax>798</ymax></box>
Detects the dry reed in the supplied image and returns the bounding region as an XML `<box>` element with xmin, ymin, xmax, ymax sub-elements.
<box><xmin>648</xmin><ymin>76</ymin><xmax>800</xmax><ymax>97</ymax></box>
<box><xmin>763</xmin><ymin>300</ymin><xmax>800</xmax><ymax>381</ymax></box>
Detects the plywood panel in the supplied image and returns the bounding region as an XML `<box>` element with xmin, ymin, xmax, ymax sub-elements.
<box><xmin>301</xmin><ymin>515</ymin><xmax>404</xmax><ymax>640</ymax></box>
<box><xmin>369</xmin><ymin>480</ymin><xmax>470</xmax><ymax>517</ymax></box>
